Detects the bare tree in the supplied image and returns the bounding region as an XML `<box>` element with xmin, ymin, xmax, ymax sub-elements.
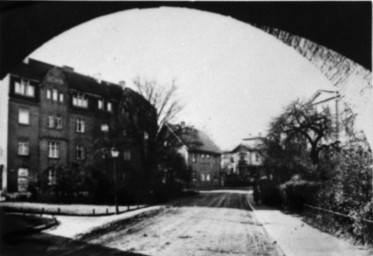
<box><xmin>133</xmin><ymin>77</ymin><xmax>183</xmax><ymax>135</ymax></box>
<box><xmin>269</xmin><ymin>100</ymin><xmax>335</xmax><ymax>165</ymax></box>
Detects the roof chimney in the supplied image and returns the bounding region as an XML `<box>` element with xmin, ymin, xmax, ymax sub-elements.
<box><xmin>62</xmin><ymin>65</ymin><xmax>74</xmax><ymax>73</ymax></box>
<box><xmin>118</xmin><ymin>81</ymin><xmax>126</xmax><ymax>88</ymax></box>
<box><xmin>93</xmin><ymin>73</ymin><xmax>102</xmax><ymax>83</ymax></box>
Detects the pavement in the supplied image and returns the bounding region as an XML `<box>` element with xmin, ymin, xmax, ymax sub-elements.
<box><xmin>44</xmin><ymin>205</ymin><xmax>162</xmax><ymax>238</ymax></box>
<box><xmin>1</xmin><ymin>191</ymin><xmax>372</xmax><ymax>256</ymax></box>
<box><xmin>247</xmin><ymin>191</ymin><xmax>372</xmax><ymax>256</ymax></box>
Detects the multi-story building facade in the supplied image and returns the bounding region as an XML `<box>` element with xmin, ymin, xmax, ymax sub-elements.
<box><xmin>3</xmin><ymin>58</ymin><xmax>156</xmax><ymax>199</ymax></box>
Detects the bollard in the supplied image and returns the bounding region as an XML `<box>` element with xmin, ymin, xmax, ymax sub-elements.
<box><xmin>92</xmin><ymin>209</ymin><xmax>95</xmax><ymax>215</ymax></box>
<box><xmin>58</xmin><ymin>208</ymin><xmax>60</xmax><ymax>214</ymax></box>
<box><xmin>106</xmin><ymin>208</ymin><xmax>109</xmax><ymax>214</ymax></box>
<box><xmin>128</xmin><ymin>205</ymin><xmax>130</xmax><ymax>211</ymax></box>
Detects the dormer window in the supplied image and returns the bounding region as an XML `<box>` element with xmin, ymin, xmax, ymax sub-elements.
<box><xmin>72</xmin><ymin>93</ymin><xmax>88</xmax><ymax>108</ymax></box>
<box><xmin>15</xmin><ymin>79</ymin><xmax>35</xmax><ymax>97</ymax></box>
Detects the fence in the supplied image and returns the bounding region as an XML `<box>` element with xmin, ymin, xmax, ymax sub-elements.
<box><xmin>303</xmin><ymin>204</ymin><xmax>373</xmax><ymax>245</ymax></box>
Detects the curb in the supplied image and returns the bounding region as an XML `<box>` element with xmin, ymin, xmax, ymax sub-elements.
<box><xmin>2</xmin><ymin>215</ymin><xmax>59</xmax><ymax>243</ymax></box>
<box><xmin>1</xmin><ymin>204</ymin><xmax>150</xmax><ymax>217</ymax></box>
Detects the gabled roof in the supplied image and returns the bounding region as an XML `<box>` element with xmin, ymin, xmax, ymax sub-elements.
<box><xmin>166</xmin><ymin>124</ymin><xmax>221</xmax><ymax>155</ymax></box>
<box><xmin>10</xmin><ymin>58</ymin><xmax>124</xmax><ymax>100</ymax></box>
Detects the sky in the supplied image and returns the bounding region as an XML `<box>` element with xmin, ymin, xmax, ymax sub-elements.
<box><xmin>30</xmin><ymin>7</ymin><xmax>334</xmax><ymax>151</ymax></box>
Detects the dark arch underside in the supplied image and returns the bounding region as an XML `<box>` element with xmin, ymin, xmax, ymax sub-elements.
<box><xmin>0</xmin><ymin>1</ymin><xmax>371</xmax><ymax>78</ymax></box>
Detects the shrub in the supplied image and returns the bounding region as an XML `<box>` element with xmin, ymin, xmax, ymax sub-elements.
<box><xmin>280</xmin><ymin>175</ymin><xmax>319</xmax><ymax>212</ymax></box>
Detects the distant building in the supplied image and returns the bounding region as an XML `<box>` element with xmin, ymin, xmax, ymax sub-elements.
<box><xmin>2</xmin><ymin>58</ymin><xmax>157</xmax><ymax>199</ymax></box>
<box><xmin>222</xmin><ymin>135</ymin><xmax>265</xmax><ymax>183</ymax></box>
<box><xmin>166</xmin><ymin>124</ymin><xmax>222</xmax><ymax>189</ymax></box>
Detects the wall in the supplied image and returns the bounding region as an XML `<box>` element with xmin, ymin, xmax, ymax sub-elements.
<box><xmin>0</xmin><ymin>75</ymin><xmax>9</xmax><ymax>197</ymax></box>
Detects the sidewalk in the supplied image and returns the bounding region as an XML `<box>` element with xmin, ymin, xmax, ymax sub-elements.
<box><xmin>44</xmin><ymin>205</ymin><xmax>162</xmax><ymax>238</ymax></box>
<box><xmin>248</xmin><ymin>192</ymin><xmax>372</xmax><ymax>256</ymax></box>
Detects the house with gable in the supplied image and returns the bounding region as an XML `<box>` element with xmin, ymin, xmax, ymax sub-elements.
<box><xmin>165</xmin><ymin>123</ymin><xmax>222</xmax><ymax>189</ymax></box>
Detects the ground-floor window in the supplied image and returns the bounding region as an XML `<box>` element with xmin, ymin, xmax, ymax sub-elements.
<box><xmin>48</xmin><ymin>168</ymin><xmax>57</xmax><ymax>185</ymax></box>
<box><xmin>206</xmin><ymin>174</ymin><xmax>211</xmax><ymax>181</ymax></box>
<box><xmin>201</xmin><ymin>173</ymin><xmax>205</xmax><ymax>181</ymax></box>
<box><xmin>17</xmin><ymin>167</ymin><xmax>29</xmax><ymax>192</ymax></box>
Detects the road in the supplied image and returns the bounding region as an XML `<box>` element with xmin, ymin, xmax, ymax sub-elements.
<box><xmin>1</xmin><ymin>191</ymin><xmax>283</xmax><ymax>256</ymax></box>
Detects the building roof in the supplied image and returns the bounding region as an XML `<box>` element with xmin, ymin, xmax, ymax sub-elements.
<box><xmin>166</xmin><ymin>124</ymin><xmax>221</xmax><ymax>154</ymax></box>
<box><xmin>10</xmin><ymin>58</ymin><xmax>124</xmax><ymax>100</ymax></box>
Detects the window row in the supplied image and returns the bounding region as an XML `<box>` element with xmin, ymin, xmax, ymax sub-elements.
<box><xmin>18</xmin><ymin>140</ymin><xmax>131</xmax><ymax>161</ymax></box>
<box><xmin>18</xmin><ymin>109</ymin><xmax>86</xmax><ymax>134</ymax></box>
<box><xmin>98</xmin><ymin>99</ymin><xmax>113</xmax><ymax>112</ymax></box>
<box><xmin>191</xmin><ymin>153</ymin><xmax>220</xmax><ymax>164</ymax></box>
<box><xmin>46</xmin><ymin>89</ymin><xmax>64</xmax><ymax>103</ymax></box>
<box><xmin>72</xmin><ymin>92</ymin><xmax>113</xmax><ymax>112</ymax></box>
<box><xmin>15</xmin><ymin>79</ymin><xmax>35</xmax><ymax>97</ymax></box>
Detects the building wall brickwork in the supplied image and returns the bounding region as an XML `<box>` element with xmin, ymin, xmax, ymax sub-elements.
<box><xmin>5</xmin><ymin>59</ymin><xmax>156</xmax><ymax>197</ymax></box>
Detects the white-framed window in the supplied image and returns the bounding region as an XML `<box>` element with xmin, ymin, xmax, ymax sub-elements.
<box><xmin>48</xmin><ymin>115</ymin><xmax>55</xmax><ymax>128</ymax></box>
<box><xmin>46</xmin><ymin>89</ymin><xmax>51</xmax><ymax>99</ymax></box>
<box><xmin>47</xmin><ymin>115</ymin><xmax>62</xmax><ymax>129</ymax></box>
<box><xmin>192</xmin><ymin>153</ymin><xmax>196</xmax><ymax>162</ymax></box>
<box><xmin>18</xmin><ymin>108</ymin><xmax>30</xmax><ymax>125</ymax></box>
<box><xmin>15</xmin><ymin>79</ymin><xmax>35</xmax><ymax>97</ymax></box>
<box><xmin>75</xmin><ymin>144</ymin><xmax>85</xmax><ymax>160</ymax></box>
<box><xmin>101</xmin><ymin>123</ymin><xmax>109</xmax><ymax>132</ymax></box>
<box><xmin>98</xmin><ymin>99</ymin><xmax>104</xmax><ymax>110</ymax></box>
<box><xmin>48</xmin><ymin>141</ymin><xmax>60</xmax><ymax>158</ymax></box>
<box><xmin>201</xmin><ymin>154</ymin><xmax>205</xmax><ymax>162</ymax></box>
<box><xmin>76</xmin><ymin>118</ymin><xmax>85</xmax><ymax>133</ymax></box>
<box><xmin>107</xmin><ymin>102</ymin><xmax>112</xmax><ymax>112</ymax></box>
<box><xmin>201</xmin><ymin>173</ymin><xmax>205</xmax><ymax>181</ymax></box>
<box><xmin>48</xmin><ymin>168</ymin><xmax>57</xmax><ymax>186</ymax></box>
<box><xmin>206</xmin><ymin>174</ymin><xmax>211</xmax><ymax>181</ymax></box>
<box><xmin>123</xmin><ymin>149</ymin><xmax>131</xmax><ymax>161</ymax></box>
<box><xmin>52</xmin><ymin>89</ymin><xmax>58</xmax><ymax>101</ymax></box>
<box><xmin>207</xmin><ymin>154</ymin><xmax>210</xmax><ymax>162</ymax></box>
<box><xmin>18</xmin><ymin>140</ymin><xmax>29</xmax><ymax>156</ymax></box>
<box><xmin>59</xmin><ymin>93</ymin><xmax>64</xmax><ymax>103</ymax></box>
<box><xmin>72</xmin><ymin>93</ymin><xmax>88</xmax><ymax>108</ymax></box>
<box><xmin>18</xmin><ymin>167</ymin><xmax>29</xmax><ymax>192</ymax></box>
<box><xmin>56</xmin><ymin>116</ymin><xmax>62</xmax><ymax>129</ymax></box>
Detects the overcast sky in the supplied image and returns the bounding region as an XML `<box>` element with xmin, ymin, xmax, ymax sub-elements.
<box><xmin>30</xmin><ymin>7</ymin><xmax>334</xmax><ymax>151</ymax></box>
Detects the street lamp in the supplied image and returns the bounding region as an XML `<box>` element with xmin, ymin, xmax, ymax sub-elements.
<box><xmin>111</xmin><ymin>147</ymin><xmax>119</xmax><ymax>214</ymax></box>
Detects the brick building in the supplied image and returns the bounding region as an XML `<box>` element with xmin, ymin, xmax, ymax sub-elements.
<box><xmin>3</xmin><ymin>59</ymin><xmax>157</xmax><ymax>199</ymax></box>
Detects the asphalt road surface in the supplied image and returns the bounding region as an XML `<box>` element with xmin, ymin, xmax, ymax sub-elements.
<box><xmin>1</xmin><ymin>191</ymin><xmax>283</xmax><ymax>256</ymax></box>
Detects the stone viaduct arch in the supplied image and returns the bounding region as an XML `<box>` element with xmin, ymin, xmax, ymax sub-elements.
<box><xmin>1</xmin><ymin>3</ymin><xmax>372</xmax><ymax>145</ymax></box>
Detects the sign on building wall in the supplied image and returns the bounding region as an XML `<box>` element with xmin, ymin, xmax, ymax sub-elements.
<box><xmin>17</xmin><ymin>168</ymin><xmax>29</xmax><ymax>192</ymax></box>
